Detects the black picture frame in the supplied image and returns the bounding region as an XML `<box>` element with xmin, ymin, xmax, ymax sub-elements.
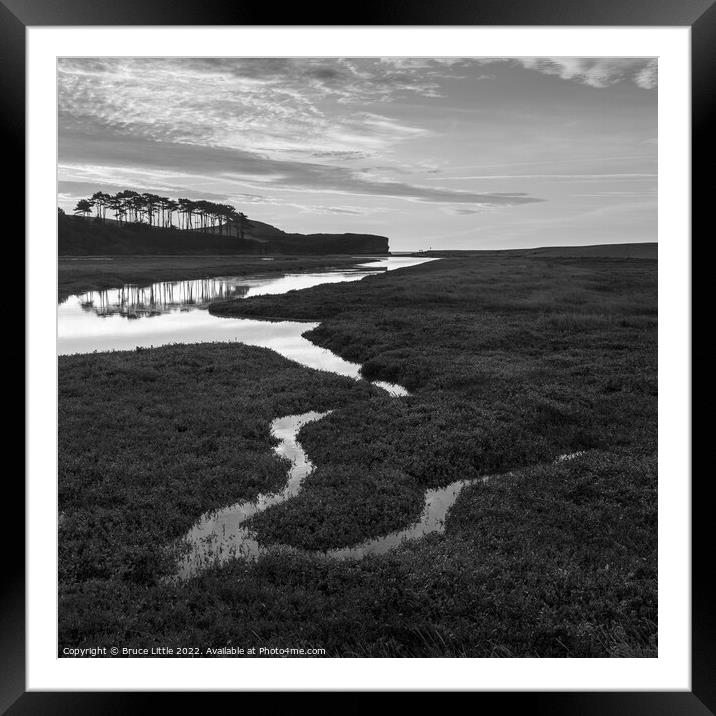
<box><xmin>7</xmin><ymin>0</ymin><xmax>706</xmax><ymax>710</ymax></box>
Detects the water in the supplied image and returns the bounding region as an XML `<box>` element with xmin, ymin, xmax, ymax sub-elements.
<box><xmin>174</xmin><ymin>419</ymin><xmax>510</xmax><ymax>578</ymax></box>
<box><xmin>59</xmin><ymin>254</ymin><xmax>590</xmax><ymax>576</ymax></box>
<box><xmin>325</xmin><ymin>478</ymin><xmax>484</xmax><ymax>560</ymax></box>
<box><xmin>325</xmin><ymin>453</ymin><xmax>591</xmax><ymax>560</ymax></box>
<box><xmin>174</xmin><ymin>411</ymin><xmax>329</xmax><ymax>579</ymax></box>
<box><xmin>58</xmin><ymin>254</ymin><xmax>449</xmax><ymax>575</ymax></box>
<box><xmin>354</xmin><ymin>256</ymin><xmax>434</xmax><ymax>271</ymax></box>
<box><xmin>172</xmin><ymin>439</ymin><xmax>586</xmax><ymax>576</ymax></box>
<box><xmin>57</xmin><ymin>257</ymin><xmax>435</xmax><ymax>366</ymax></box>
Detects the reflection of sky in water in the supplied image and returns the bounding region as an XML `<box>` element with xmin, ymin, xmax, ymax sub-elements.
<box><xmin>59</xmin><ymin>256</ymin><xmax>436</xmax><ymax>575</ymax></box>
<box><xmin>354</xmin><ymin>256</ymin><xmax>433</xmax><ymax>271</ymax></box>
<box><xmin>69</xmin><ymin>270</ymin><xmax>378</xmax><ymax>320</ymax></box>
<box><xmin>57</xmin><ymin>257</ymin><xmax>436</xmax><ymax>375</ymax></box>
<box><xmin>60</xmin><ymin>312</ymin><xmax>365</xmax><ymax>378</ymax></box>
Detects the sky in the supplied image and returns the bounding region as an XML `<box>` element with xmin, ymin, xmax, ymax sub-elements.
<box><xmin>58</xmin><ymin>57</ymin><xmax>657</xmax><ymax>251</ymax></box>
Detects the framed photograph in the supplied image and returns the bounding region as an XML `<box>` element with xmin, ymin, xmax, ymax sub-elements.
<box><xmin>9</xmin><ymin>0</ymin><xmax>706</xmax><ymax>709</ymax></box>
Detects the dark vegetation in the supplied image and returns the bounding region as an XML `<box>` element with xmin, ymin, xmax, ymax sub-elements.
<box><xmin>246</xmin><ymin>463</ymin><xmax>425</xmax><ymax>552</ymax></box>
<box><xmin>59</xmin><ymin>212</ymin><xmax>388</xmax><ymax>256</ymax></box>
<box><xmin>58</xmin><ymin>345</ymin><xmax>379</xmax><ymax>628</ymax></box>
<box><xmin>70</xmin><ymin>189</ymin><xmax>250</xmax><ymax>234</ymax></box>
<box><xmin>418</xmin><ymin>242</ymin><xmax>657</xmax><ymax>259</ymax></box>
<box><xmin>58</xmin><ymin>254</ymin><xmax>378</xmax><ymax>303</ymax></box>
<box><xmin>59</xmin><ymin>254</ymin><xmax>657</xmax><ymax>656</ymax></box>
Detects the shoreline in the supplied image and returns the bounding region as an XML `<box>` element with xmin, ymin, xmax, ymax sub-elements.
<box><xmin>58</xmin><ymin>254</ymin><xmax>385</xmax><ymax>303</ymax></box>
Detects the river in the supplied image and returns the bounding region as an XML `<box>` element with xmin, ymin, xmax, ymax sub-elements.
<box><xmin>58</xmin><ymin>254</ymin><xmax>501</xmax><ymax>578</ymax></box>
<box><xmin>58</xmin><ymin>256</ymin><xmax>427</xmax><ymax>385</ymax></box>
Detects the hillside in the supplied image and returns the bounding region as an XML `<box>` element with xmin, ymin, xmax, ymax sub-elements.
<box><xmin>58</xmin><ymin>214</ymin><xmax>389</xmax><ymax>256</ymax></box>
<box><xmin>422</xmin><ymin>242</ymin><xmax>657</xmax><ymax>260</ymax></box>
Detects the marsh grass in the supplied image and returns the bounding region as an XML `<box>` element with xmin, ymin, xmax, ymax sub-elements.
<box><xmin>59</xmin><ymin>254</ymin><xmax>657</xmax><ymax>657</ymax></box>
<box><xmin>58</xmin><ymin>343</ymin><xmax>378</xmax><ymax>589</ymax></box>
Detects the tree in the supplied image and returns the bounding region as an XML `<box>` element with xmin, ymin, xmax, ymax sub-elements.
<box><xmin>71</xmin><ymin>187</ymin><xmax>250</xmax><ymax>237</ymax></box>
<box><xmin>178</xmin><ymin>198</ymin><xmax>194</xmax><ymax>230</ymax></box>
<box><xmin>141</xmin><ymin>193</ymin><xmax>163</xmax><ymax>227</ymax></box>
<box><xmin>116</xmin><ymin>190</ymin><xmax>140</xmax><ymax>223</ymax></box>
<box><xmin>130</xmin><ymin>195</ymin><xmax>146</xmax><ymax>224</ymax></box>
<box><xmin>222</xmin><ymin>204</ymin><xmax>237</xmax><ymax>235</ymax></box>
<box><xmin>74</xmin><ymin>199</ymin><xmax>93</xmax><ymax>218</ymax></box>
<box><xmin>165</xmin><ymin>199</ymin><xmax>178</xmax><ymax>228</ymax></box>
<box><xmin>235</xmin><ymin>212</ymin><xmax>250</xmax><ymax>240</ymax></box>
<box><xmin>90</xmin><ymin>191</ymin><xmax>111</xmax><ymax>221</ymax></box>
<box><xmin>108</xmin><ymin>195</ymin><xmax>124</xmax><ymax>225</ymax></box>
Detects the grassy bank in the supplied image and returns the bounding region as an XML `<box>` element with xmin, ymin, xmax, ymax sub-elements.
<box><xmin>58</xmin><ymin>254</ymin><xmax>379</xmax><ymax>302</ymax></box>
<box><xmin>59</xmin><ymin>254</ymin><xmax>657</xmax><ymax>656</ymax></box>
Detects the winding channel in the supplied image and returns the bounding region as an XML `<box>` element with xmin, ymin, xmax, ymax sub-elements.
<box><xmin>59</xmin><ymin>255</ymin><xmax>521</xmax><ymax>579</ymax></box>
<box><xmin>175</xmin><ymin>408</ymin><xmax>486</xmax><ymax>579</ymax></box>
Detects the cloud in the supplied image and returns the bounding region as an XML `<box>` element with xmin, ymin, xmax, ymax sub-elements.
<box><xmin>59</xmin><ymin>128</ymin><xmax>542</xmax><ymax>208</ymax></box>
<box><xmin>58</xmin><ymin>58</ymin><xmax>656</xmax><ymax>170</ymax></box>
<box><xmin>57</xmin><ymin>58</ymin><xmax>442</xmax><ymax>163</ymax></box>
<box><xmin>423</xmin><ymin>173</ymin><xmax>656</xmax><ymax>181</ymax></box>
<box><xmin>506</xmin><ymin>58</ymin><xmax>657</xmax><ymax>89</ymax></box>
<box><xmin>633</xmin><ymin>59</ymin><xmax>658</xmax><ymax>89</ymax></box>
<box><xmin>58</xmin><ymin>179</ymin><xmax>265</xmax><ymax>206</ymax></box>
<box><xmin>55</xmin><ymin>56</ymin><xmax>654</xmax><ymax>218</ymax></box>
<box><xmin>303</xmin><ymin>206</ymin><xmax>364</xmax><ymax>215</ymax></box>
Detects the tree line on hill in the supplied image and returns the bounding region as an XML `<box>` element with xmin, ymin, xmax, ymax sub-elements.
<box><xmin>68</xmin><ymin>190</ymin><xmax>251</xmax><ymax>238</ymax></box>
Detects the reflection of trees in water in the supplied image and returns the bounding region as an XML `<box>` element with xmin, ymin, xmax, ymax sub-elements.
<box><xmin>78</xmin><ymin>279</ymin><xmax>250</xmax><ymax>318</ymax></box>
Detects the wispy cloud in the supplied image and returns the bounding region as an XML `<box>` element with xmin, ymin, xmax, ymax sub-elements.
<box><xmin>59</xmin><ymin>129</ymin><xmax>542</xmax><ymax>207</ymax></box>
<box><xmin>502</xmin><ymin>57</ymin><xmax>657</xmax><ymax>89</ymax></box>
<box><xmin>423</xmin><ymin>173</ymin><xmax>657</xmax><ymax>181</ymax></box>
<box><xmin>58</xmin><ymin>58</ymin><xmax>440</xmax><ymax>162</ymax></box>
